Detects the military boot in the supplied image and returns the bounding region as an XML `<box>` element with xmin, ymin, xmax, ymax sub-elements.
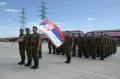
<box><xmin>18</xmin><ymin>61</ymin><xmax>25</xmax><ymax>65</ymax></box>
<box><xmin>24</xmin><ymin>62</ymin><xmax>32</xmax><ymax>67</ymax></box>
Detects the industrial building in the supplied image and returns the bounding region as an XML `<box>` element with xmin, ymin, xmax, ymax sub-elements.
<box><xmin>87</xmin><ymin>29</ymin><xmax>120</xmax><ymax>43</ymax></box>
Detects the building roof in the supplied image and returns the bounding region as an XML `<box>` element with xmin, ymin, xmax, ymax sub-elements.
<box><xmin>88</xmin><ymin>29</ymin><xmax>120</xmax><ymax>33</ymax></box>
<box><xmin>87</xmin><ymin>29</ymin><xmax>120</xmax><ymax>37</ymax></box>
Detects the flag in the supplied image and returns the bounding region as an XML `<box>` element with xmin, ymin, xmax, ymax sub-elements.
<box><xmin>38</xmin><ymin>19</ymin><xmax>64</xmax><ymax>48</ymax></box>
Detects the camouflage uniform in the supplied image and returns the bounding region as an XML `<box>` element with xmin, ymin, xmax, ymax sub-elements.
<box><xmin>48</xmin><ymin>39</ymin><xmax>56</xmax><ymax>54</ymax></box>
<box><xmin>64</xmin><ymin>35</ymin><xmax>72</xmax><ymax>63</ymax></box>
<box><xmin>52</xmin><ymin>44</ymin><xmax>56</xmax><ymax>54</ymax></box>
<box><xmin>48</xmin><ymin>39</ymin><xmax>52</xmax><ymax>54</ymax></box>
<box><xmin>96</xmin><ymin>35</ymin><xmax>101</xmax><ymax>58</ymax></box>
<box><xmin>24</xmin><ymin>33</ymin><xmax>32</xmax><ymax>66</ymax></box>
<box><xmin>39</xmin><ymin>37</ymin><xmax>42</xmax><ymax>58</ymax></box>
<box><xmin>72</xmin><ymin>36</ymin><xmax>77</xmax><ymax>56</ymax></box>
<box><xmin>90</xmin><ymin>35</ymin><xmax>97</xmax><ymax>59</ymax></box>
<box><xmin>83</xmin><ymin>35</ymin><xmax>89</xmax><ymax>58</ymax></box>
<box><xmin>99</xmin><ymin>35</ymin><xmax>106</xmax><ymax>60</ymax></box>
<box><xmin>31</xmin><ymin>32</ymin><xmax>40</xmax><ymax>67</ymax></box>
<box><xmin>113</xmin><ymin>39</ymin><xmax>117</xmax><ymax>54</ymax></box>
<box><xmin>18</xmin><ymin>33</ymin><xmax>25</xmax><ymax>64</ymax></box>
<box><xmin>106</xmin><ymin>36</ymin><xmax>110</xmax><ymax>57</ymax></box>
<box><xmin>77</xmin><ymin>36</ymin><xmax>83</xmax><ymax>57</ymax></box>
<box><xmin>56</xmin><ymin>42</ymin><xmax>65</xmax><ymax>55</ymax></box>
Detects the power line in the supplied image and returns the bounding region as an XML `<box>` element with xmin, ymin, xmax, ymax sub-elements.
<box><xmin>39</xmin><ymin>1</ymin><xmax>48</xmax><ymax>20</ymax></box>
<box><xmin>20</xmin><ymin>8</ymin><xmax>26</xmax><ymax>29</ymax></box>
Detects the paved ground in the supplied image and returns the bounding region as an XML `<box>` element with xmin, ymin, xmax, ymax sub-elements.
<box><xmin>0</xmin><ymin>42</ymin><xmax>120</xmax><ymax>79</ymax></box>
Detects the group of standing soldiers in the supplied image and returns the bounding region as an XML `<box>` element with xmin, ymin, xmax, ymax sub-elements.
<box><xmin>76</xmin><ymin>33</ymin><xmax>117</xmax><ymax>60</ymax></box>
<box><xmin>18</xmin><ymin>28</ymin><xmax>117</xmax><ymax>68</ymax></box>
<box><xmin>48</xmin><ymin>31</ymin><xmax>117</xmax><ymax>62</ymax></box>
<box><xmin>18</xmin><ymin>26</ymin><xmax>42</xmax><ymax>69</ymax></box>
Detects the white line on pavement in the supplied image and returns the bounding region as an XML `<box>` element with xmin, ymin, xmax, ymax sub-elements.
<box><xmin>45</xmin><ymin>63</ymin><xmax>118</xmax><ymax>79</ymax></box>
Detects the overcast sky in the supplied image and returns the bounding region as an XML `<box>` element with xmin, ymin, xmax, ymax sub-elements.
<box><xmin>0</xmin><ymin>0</ymin><xmax>120</xmax><ymax>37</ymax></box>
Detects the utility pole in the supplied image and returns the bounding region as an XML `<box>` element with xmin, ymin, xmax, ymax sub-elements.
<box><xmin>20</xmin><ymin>8</ymin><xmax>26</xmax><ymax>29</ymax></box>
<box><xmin>39</xmin><ymin>1</ymin><xmax>48</xmax><ymax>20</ymax></box>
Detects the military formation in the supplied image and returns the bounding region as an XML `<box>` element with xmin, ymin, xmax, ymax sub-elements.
<box><xmin>48</xmin><ymin>31</ymin><xmax>117</xmax><ymax>63</ymax></box>
<box><xmin>18</xmin><ymin>26</ymin><xmax>42</xmax><ymax>69</ymax></box>
<box><xmin>18</xmin><ymin>29</ymin><xmax>117</xmax><ymax>69</ymax></box>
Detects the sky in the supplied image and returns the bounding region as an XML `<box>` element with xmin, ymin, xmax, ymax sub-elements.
<box><xmin>0</xmin><ymin>0</ymin><xmax>120</xmax><ymax>38</ymax></box>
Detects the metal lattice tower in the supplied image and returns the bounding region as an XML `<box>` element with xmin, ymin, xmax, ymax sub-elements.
<box><xmin>39</xmin><ymin>1</ymin><xmax>48</xmax><ymax>20</ymax></box>
<box><xmin>20</xmin><ymin>8</ymin><xmax>26</xmax><ymax>29</ymax></box>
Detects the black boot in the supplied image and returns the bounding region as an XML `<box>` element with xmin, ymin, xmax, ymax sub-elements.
<box><xmin>72</xmin><ymin>54</ymin><xmax>76</xmax><ymax>57</ymax></box>
<box><xmin>48</xmin><ymin>52</ymin><xmax>51</xmax><ymax>54</ymax></box>
<box><xmin>92</xmin><ymin>56</ymin><xmax>96</xmax><ymax>59</ymax></box>
<box><xmin>31</xmin><ymin>64</ymin><xmax>39</xmax><ymax>69</ymax></box>
<box><xmin>18</xmin><ymin>61</ymin><xmax>25</xmax><ymax>65</ymax></box>
<box><xmin>65</xmin><ymin>58</ymin><xmax>71</xmax><ymax>64</ymax></box>
<box><xmin>34</xmin><ymin>65</ymin><xmax>39</xmax><ymax>69</ymax></box>
<box><xmin>61</xmin><ymin>53</ymin><xmax>65</xmax><ymax>55</ymax></box>
<box><xmin>56</xmin><ymin>53</ymin><xmax>60</xmax><ymax>55</ymax></box>
<box><xmin>65</xmin><ymin>61</ymin><xmax>71</xmax><ymax>64</ymax></box>
<box><xmin>24</xmin><ymin>62</ymin><xmax>32</xmax><ymax>67</ymax></box>
<box><xmin>100</xmin><ymin>58</ymin><xmax>104</xmax><ymax>61</ymax></box>
<box><xmin>52</xmin><ymin>52</ymin><xmax>55</xmax><ymax>54</ymax></box>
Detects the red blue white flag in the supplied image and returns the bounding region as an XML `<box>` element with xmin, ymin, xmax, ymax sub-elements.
<box><xmin>38</xmin><ymin>19</ymin><xmax>64</xmax><ymax>48</ymax></box>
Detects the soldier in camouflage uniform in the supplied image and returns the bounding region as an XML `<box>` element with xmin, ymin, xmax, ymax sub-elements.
<box><xmin>72</xmin><ymin>33</ymin><xmax>77</xmax><ymax>57</ymax></box>
<box><xmin>110</xmin><ymin>36</ymin><xmax>114</xmax><ymax>55</ymax></box>
<box><xmin>55</xmin><ymin>42</ymin><xmax>65</xmax><ymax>55</ymax></box>
<box><xmin>77</xmin><ymin>33</ymin><xmax>83</xmax><ymax>57</ymax></box>
<box><xmin>31</xmin><ymin>26</ymin><xmax>41</xmax><ymax>69</ymax></box>
<box><xmin>83</xmin><ymin>34</ymin><xmax>89</xmax><ymax>58</ymax></box>
<box><xmin>39</xmin><ymin>37</ymin><xmax>42</xmax><ymax>59</ymax></box>
<box><xmin>106</xmin><ymin>35</ymin><xmax>110</xmax><ymax>57</ymax></box>
<box><xmin>48</xmin><ymin>39</ymin><xmax>56</xmax><ymax>54</ymax></box>
<box><xmin>90</xmin><ymin>33</ymin><xmax>97</xmax><ymax>59</ymax></box>
<box><xmin>52</xmin><ymin>44</ymin><xmax>56</xmax><ymax>54</ymax></box>
<box><xmin>96</xmin><ymin>34</ymin><xmax>100</xmax><ymax>58</ymax></box>
<box><xmin>48</xmin><ymin>39</ymin><xmax>52</xmax><ymax>54</ymax></box>
<box><xmin>113</xmin><ymin>38</ymin><xmax>117</xmax><ymax>54</ymax></box>
<box><xmin>18</xmin><ymin>29</ymin><xmax>26</xmax><ymax>65</ymax></box>
<box><xmin>64</xmin><ymin>31</ymin><xmax>72</xmax><ymax>64</ymax></box>
<box><xmin>99</xmin><ymin>34</ymin><xmax>106</xmax><ymax>60</ymax></box>
<box><xmin>56</xmin><ymin>33</ymin><xmax>65</xmax><ymax>55</ymax></box>
<box><xmin>24</xmin><ymin>28</ymin><xmax>32</xmax><ymax>67</ymax></box>
<box><xmin>104</xmin><ymin>34</ymin><xmax>108</xmax><ymax>58</ymax></box>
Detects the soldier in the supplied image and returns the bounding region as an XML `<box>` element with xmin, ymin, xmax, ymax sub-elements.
<box><xmin>64</xmin><ymin>31</ymin><xmax>72</xmax><ymax>64</ymax></box>
<box><xmin>82</xmin><ymin>34</ymin><xmax>89</xmax><ymax>58</ymax></box>
<box><xmin>77</xmin><ymin>33</ymin><xmax>83</xmax><ymax>57</ymax></box>
<box><xmin>52</xmin><ymin>44</ymin><xmax>56</xmax><ymax>54</ymax></box>
<box><xmin>72</xmin><ymin>33</ymin><xmax>77</xmax><ymax>57</ymax></box>
<box><xmin>106</xmin><ymin>35</ymin><xmax>110</xmax><ymax>57</ymax></box>
<box><xmin>18</xmin><ymin>29</ymin><xmax>26</xmax><ymax>65</ymax></box>
<box><xmin>113</xmin><ymin>38</ymin><xmax>117</xmax><ymax>54</ymax></box>
<box><xmin>56</xmin><ymin>33</ymin><xmax>65</xmax><ymax>55</ymax></box>
<box><xmin>56</xmin><ymin>42</ymin><xmax>65</xmax><ymax>55</ymax></box>
<box><xmin>24</xmin><ymin>28</ymin><xmax>32</xmax><ymax>67</ymax></box>
<box><xmin>109</xmin><ymin>36</ymin><xmax>113</xmax><ymax>55</ymax></box>
<box><xmin>103</xmin><ymin>34</ymin><xmax>107</xmax><ymax>58</ymax></box>
<box><xmin>96</xmin><ymin>34</ymin><xmax>100</xmax><ymax>58</ymax></box>
<box><xmin>99</xmin><ymin>33</ymin><xmax>106</xmax><ymax>60</ymax></box>
<box><xmin>31</xmin><ymin>26</ymin><xmax>41</xmax><ymax>69</ymax></box>
<box><xmin>39</xmin><ymin>36</ymin><xmax>42</xmax><ymax>59</ymax></box>
<box><xmin>90</xmin><ymin>33</ymin><xmax>97</xmax><ymax>59</ymax></box>
<box><xmin>48</xmin><ymin>39</ymin><xmax>52</xmax><ymax>54</ymax></box>
<box><xmin>48</xmin><ymin>39</ymin><xmax>56</xmax><ymax>54</ymax></box>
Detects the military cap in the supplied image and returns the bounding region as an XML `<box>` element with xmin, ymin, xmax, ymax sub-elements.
<box><xmin>25</xmin><ymin>28</ymin><xmax>30</xmax><ymax>30</ymax></box>
<box><xmin>33</xmin><ymin>26</ymin><xmax>37</xmax><ymax>29</ymax></box>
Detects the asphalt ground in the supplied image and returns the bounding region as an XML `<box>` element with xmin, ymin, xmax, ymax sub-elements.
<box><xmin>0</xmin><ymin>42</ymin><xmax>120</xmax><ymax>79</ymax></box>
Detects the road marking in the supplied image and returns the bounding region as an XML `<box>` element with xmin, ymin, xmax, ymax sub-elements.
<box><xmin>45</xmin><ymin>63</ymin><xmax>118</xmax><ymax>79</ymax></box>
